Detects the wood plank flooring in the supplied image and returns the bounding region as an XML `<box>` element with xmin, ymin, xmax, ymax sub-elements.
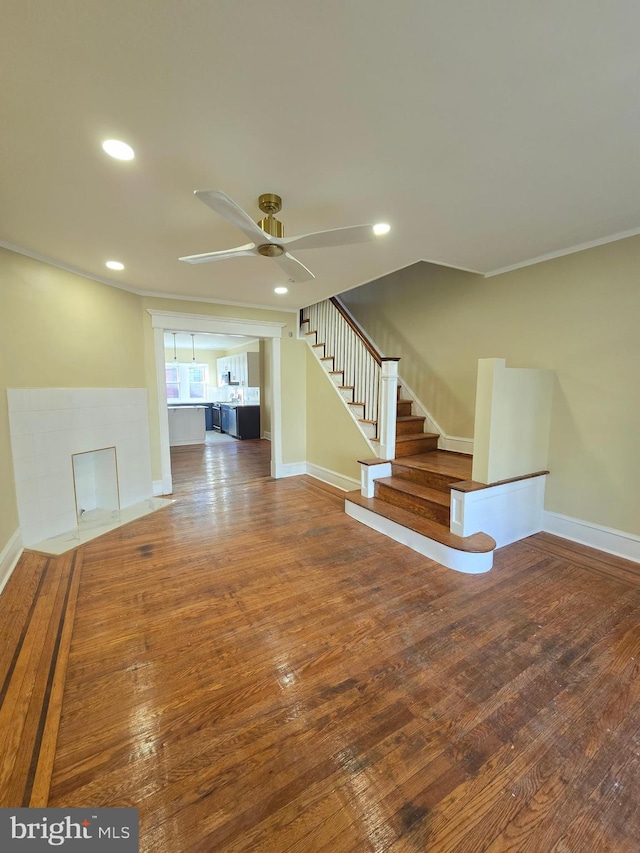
<box><xmin>2</xmin><ymin>437</ymin><xmax>639</xmax><ymax>850</ymax></box>
<box><xmin>0</xmin><ymin>549</ymin><xmax>82</xmax><ymax>806</ymax></box>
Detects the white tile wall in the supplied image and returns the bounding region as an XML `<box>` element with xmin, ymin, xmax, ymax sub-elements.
<box><xmin>7</xmin><ymin>388</ymin><xmax>154</xmax><ymax>547</ymax></box>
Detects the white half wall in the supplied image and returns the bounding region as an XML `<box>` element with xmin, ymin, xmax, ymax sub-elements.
<box><xmin>7</xmin><ymin>388</ymin><xmax>153</xmax><ymax>546</ymax></box>
<box><xmin>473</xmin><ymin>358</ymin><xmax>554</xmax><ymax>484</ymax></box>
<box><xmin>450</xmin><ymin>475</ymin><xmax>547</xmax><ymax>549</ymax></box>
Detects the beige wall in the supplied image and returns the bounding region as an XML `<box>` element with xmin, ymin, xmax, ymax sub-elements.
<box><xmin>341</xmin><ymin>237</ymin><xmax>640</xmax><ymax>534</ymax></box>
<box><xmin>163</xmin><ymin>346</ymin><xmax>223</xmax><ymax>382</ymax></box>
<box><xmin>0</xmin><ymin>247</ymin><xmax>146</xmax><ymax>553</ymax></box>
<box><xmin>218</xmin><ymin>340</ymin><xmax>260</xmax><ymax>358</ymax></box>
<box><xmin>305</xmin><ymin>348</ymin><xmax>371</xmax><ymax>481</ymax></box>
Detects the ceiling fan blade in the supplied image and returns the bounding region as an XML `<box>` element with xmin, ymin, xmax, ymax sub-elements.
<box><xmin>194</xmin><ymin>190</ymin><xmax>274</xmax><ymax>246</ymax></box>
<box><xmin>179</xmin><ymin>243</ymin><xmax>257</xmax><ymax>264</ymax></box>
<box><xmin>275</xmin><ymin>252</ymin><xmax>315</xmax><ymax>283</ymax></box>
<box><xmin>281</xmin><ymin>224</ymin><xmax>378</xmax><ymax>252</ymax></box>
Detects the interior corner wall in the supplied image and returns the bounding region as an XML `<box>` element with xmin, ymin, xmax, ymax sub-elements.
<box><xmin>340</xmin><ymin>237</ymin><xmax>640</xmax><ymax>536</ymax></box>
<box><xmin>305</xmin><ymin>347</ymin><xmax>371</xmax><ymax>481</ymax></box>
<box><xmin>260</xmin><ymin>339</ymin><xmax>272</xmax><ymax>436</ymax></box>
<box><xmin>0</xmin><ymin>321</ymin><xmax>18</xmax><ymax>553</ymax></box>
<box><xmin>0</xmin><ymin>246</ymin><xmax>147</xmax><ymax>555</ymax></box>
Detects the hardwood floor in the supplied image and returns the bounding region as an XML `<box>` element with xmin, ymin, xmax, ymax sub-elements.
<box><xmin>4</xmin><ymin>437</ymin><xmax>639</xmax><ymax>850</ymax></box>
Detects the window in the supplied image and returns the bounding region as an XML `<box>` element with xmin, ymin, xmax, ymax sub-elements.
<box><xmin>188</xmin><ymin>365</ymin><xmax>206</xmax><ymax>399</ymax></box>
<box><xmin>166</xmin><ymin>363</ymin><xmax>209</xmax><ymax>402</ymax></box>
<box><xmin>165</xmin><ymin>364</ymin><xmax>180</xmax><ymax>399</ymax></box>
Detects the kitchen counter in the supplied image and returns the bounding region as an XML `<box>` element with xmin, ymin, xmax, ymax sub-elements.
<box><xmin>167</xmin><ymin>406</ymin><xmax>206</xmax><ymax>446</ymax></box>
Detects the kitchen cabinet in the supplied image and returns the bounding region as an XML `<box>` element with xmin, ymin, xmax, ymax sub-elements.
<box><xmin>217</xmin><ymin>352</ymin><xmax>260</xmax><ymax>387</ymax></box>
<box><xmin>220</xmin><ymin>405</ymin><xmax>260</xmax><ymax>439</ymax></box>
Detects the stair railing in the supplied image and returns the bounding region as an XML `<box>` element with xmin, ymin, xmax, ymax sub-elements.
<box><xmin>301</xmin><ymin>297</ymin><xmax>399</xmax><ymax>459</ymax></box>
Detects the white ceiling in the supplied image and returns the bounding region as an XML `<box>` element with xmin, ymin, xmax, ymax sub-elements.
<box><xmin>2</xmin><ymin>1</ymin><xmax>640</xmax><ymax>310</ymax></box>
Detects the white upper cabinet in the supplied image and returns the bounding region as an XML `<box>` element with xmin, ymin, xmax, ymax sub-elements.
<box><xmin>217</xmin><ymin>351</ymin><xmax>260</xmax><ymax>387</ymax></box>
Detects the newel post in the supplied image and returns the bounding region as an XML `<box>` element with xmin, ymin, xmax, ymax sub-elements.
<box><xmin>378</xmin><ymin>358</ymin><xmax>400</xmax><ymax>460</ymax></box>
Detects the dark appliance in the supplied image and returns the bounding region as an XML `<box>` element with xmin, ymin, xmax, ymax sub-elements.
<box><xmin>220</xmin><ymin>405</ymin><xmax>260</xmax><ymax>439</ymax></box>
<box><xmin>220</xmin><ymin>371</ymin><xmax>239</xmax><ymax>386</ymax></box>
<box><xmin>211</xmin><ymin>403</ymin><xmax>222</xmax><ymax>432</ymax></box>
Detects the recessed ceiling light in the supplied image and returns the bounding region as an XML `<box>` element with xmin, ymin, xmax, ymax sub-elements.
<box><xmin>373</xmin><ymin>223</ymin><xmax>390</xmax><ymax>236</ymax></box>
<box><xmin>105</xmin><ymin>260</ymin><xmax>125</xmax><ymax>271</ymax></box>
<box><xmin>102</xmin><ymin>139</ymin><xmax>135</xmax><ymax>161</ymax></box>
<box><xmin>274</xmin><ymin>286</ymin><xmax>288</xmax><ymax>294</ymax></box>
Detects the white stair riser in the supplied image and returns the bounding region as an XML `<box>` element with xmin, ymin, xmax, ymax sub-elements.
<box><xmin>360</xmin><ymin>422</ymin><xmax>377</xmax><ymax>439</ymax></box>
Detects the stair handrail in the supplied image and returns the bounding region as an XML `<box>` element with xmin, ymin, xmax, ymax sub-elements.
<box><xmin>329</xmin><ymin>297</ymin><xmax>383</xmax><ymax>365</ymax></box>
<box><xmin>301</xmin><ymin>297</ymin><xmax>399</xmax><ymax>459</ymax></box>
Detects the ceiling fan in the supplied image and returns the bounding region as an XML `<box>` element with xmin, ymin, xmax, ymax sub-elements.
<box><xmin>179</xmin><ymin>191</ymin><xmax>390</xmax><ymax>283</ymax></box>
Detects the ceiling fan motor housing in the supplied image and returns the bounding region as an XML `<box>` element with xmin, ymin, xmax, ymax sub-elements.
<box><xmin>257</xmin><ymin>192</ymin><xmax>284</xmax><ymax>252</ymax></box>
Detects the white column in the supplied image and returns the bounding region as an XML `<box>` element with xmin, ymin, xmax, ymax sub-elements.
<box><xmin>154</xmin><ymin>327</ymin><xmax>173</xmax><ymax>495</ymax></box>
<box><xmin>377</xmin><ymin>358</ymin><xmax>399</xmax><ymax>460</ymax></box>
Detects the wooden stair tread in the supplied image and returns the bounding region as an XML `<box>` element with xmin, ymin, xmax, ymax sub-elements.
<box><xmin>396</xmin><ymin>415</ymin><xmax>424</xmax><ymax>424</ymax></box>
<box><xmin>395</xmin><ymin>432</ymin><xmax>439</xmax><ymax>443</ymax></box>
<box><xmin>392</xmin><ymin>450</ymin><xmax>472</xmax><ymax>480</ymax></box>
<box><xmin>375</xmin><ymin>477</ymin><xmax>451</xmax><ymax>507</ymax></box>
<box><xmin>394</xmin><ymin>433</ymin><xmax>440</xmax><ymax>455</ymax></box>
<box><xmin>345</xmin><ymin>491</ymin><xmax>495</xmax><ymax>553</ymax></box>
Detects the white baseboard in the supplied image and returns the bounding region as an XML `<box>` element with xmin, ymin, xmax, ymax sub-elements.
<box><xmin>263</xmin><ymin>431</ymin><xmax>272</xmax><ymax>441</ymax></box>
<box><xmin>439</xmin><ymin>435</ymin><xmax>474</xmax><ymax>455</ymax></box>
<box><xmin>543</xmin><ymin>511</ymin><xmax>640</xmax><ymax>565</ymax></box>
<box><xmin>152</xmin><ymin>480</ymin><xmax>164</xmax><ymax>496</ymax></box>
<box><xmin>306</xmin><ymin>463</ymin><xmax>359</xmax><ymax>493</ymax></box>
<box><xmin>0</xmin><ymin>528</ymin><xmax>24</xmax><ymax>596</ymax></box>
<box><xmin>273</xmin><ymin>461</ymin><xmax>307</xmax><ymax>478</ymax></box>
<box><xmin>271</xmin><ymin>460</ymin><xmax>359</xmax><ymax>492</ymax></box>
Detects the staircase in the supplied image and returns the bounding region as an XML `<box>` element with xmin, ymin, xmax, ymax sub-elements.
<box><xmin>300</xmin><ymin>298</ymin><xmax>496</xmax><ymax>572</ymax></box>
<box><xmin>345</xmin><ymin>388</ymin><xmax>495</xmax><ymax>572</ymax></box>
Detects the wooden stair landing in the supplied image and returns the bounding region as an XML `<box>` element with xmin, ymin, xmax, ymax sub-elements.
<box><xmin>0</xmin><ymin>549</ymin><xmax>82</xmax><ymax>806</ymax></box>
<box><xmin>345</xmin><ymin>490</ymin><xmax>495</xmax><ymax>554</ymax></box>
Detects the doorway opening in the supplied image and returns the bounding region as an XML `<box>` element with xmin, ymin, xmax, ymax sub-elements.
<box><xmin>148</xmin><ymin>309</ymin><xmax>287</xmax><ymax>495</ymax></box>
